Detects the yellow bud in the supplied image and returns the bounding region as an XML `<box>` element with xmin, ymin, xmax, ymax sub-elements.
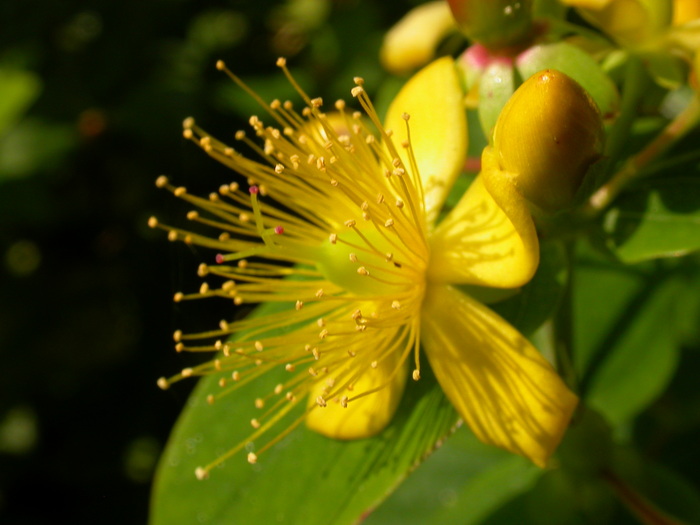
<box><xmin>380</xmin><ymin>1</ymin><xmax>456</xmax><ymax>75</ymax></box>
<box><xmin>493</xmin><ymin>69</ymin><xmax>604</xmax><ymax>212</ymax></box>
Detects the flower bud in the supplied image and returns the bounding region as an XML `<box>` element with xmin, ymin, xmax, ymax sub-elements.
<box><xmin>492</xmin><ymin>69</ymin><xmax>604</xmax><ymax>212</ymax></box>
<box><xmin>380</xmin><ymin>1</ymin><xmax>456</xmax><ymax>75</ymax></box>
<box><xmin>447</xmin><ymin>0</ymin><xmax>534</xmax><ymax>51</ymax></box>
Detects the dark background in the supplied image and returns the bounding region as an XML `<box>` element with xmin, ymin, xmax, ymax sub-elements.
<box><xmin>0</xmin><ymin>1</ymin><xmax>412</xmax><ymax>523</ymax></box>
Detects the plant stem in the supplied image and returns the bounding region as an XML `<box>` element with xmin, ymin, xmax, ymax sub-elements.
<box><xmin>604</xmin><ymin>54</ymin><xmax>648</xmax><ymax>170</ymax></box>
<box><xmin>552</xmin><ymin>240</ymin><xmax>578</xmax><ymax>392</ymax></box>
<box><xmin>583</xmin><ymin>95</ymin><xmax>700</xmax><ymax>216</ymax></box>
<box><xmin>602</xmin><ymin>469</ymin><xmax>685</xmax><ymax>525</ymax></box>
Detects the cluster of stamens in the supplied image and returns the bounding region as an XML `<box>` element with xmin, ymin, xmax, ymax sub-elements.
<box><xmin>149</xmin><ymin>57</ymin><xmax>430</xmax><ymax>479</ymax></box>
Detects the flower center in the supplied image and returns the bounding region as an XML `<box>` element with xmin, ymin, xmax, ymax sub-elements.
<box><xmin>317</xmin><ymin>227</ymin><xmax>414</xmax><ymax>297</ymax></box>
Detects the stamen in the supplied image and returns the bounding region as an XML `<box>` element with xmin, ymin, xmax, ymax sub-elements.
<box><xmin>155</xmin><ymin>58</ymin><xmax>431</xmax><ymax>472</ymax></box>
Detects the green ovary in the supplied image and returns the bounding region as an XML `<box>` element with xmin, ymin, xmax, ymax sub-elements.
<box><xmin>316</xmin><ymin>228</ymin><xmax>405</xmax><ymax>297</ymax></box>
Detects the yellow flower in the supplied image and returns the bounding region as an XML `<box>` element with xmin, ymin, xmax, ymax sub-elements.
<box><xmin>151</xmin><ymin>56</ymin><xmax>578</xmax><ymax>479</ymax></box>
<box><xmin>561</xmin><ymin>0</ymin><xmax>700</xmax><ymax>55</ymax></box>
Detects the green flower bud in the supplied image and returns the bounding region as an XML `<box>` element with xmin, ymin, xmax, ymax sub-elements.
<box><xmin>447</xmin><ymin>0</ymin><xmax>535</xmax><ymax>51</ymax></box>
<box><xmin>492</xmin><ymin>69</ymin><xmax>604</xmax><ymax>212</ymax></box>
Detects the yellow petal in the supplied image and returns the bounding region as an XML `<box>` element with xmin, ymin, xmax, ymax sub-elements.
<box><xmin>560</xmin><ymin>0</ymin><xmax>612</xmax><ymax>8</ymax></box>
<box><xmin>673</xmin><ymin>0</ymin><xmax>700</xmax><ymax>26</ymax></box>
<box><xmin>427</xmin><ymin>167</ymin><xmax>538</xmax><ymax>288</ymax></box>
<box><xmin>305</xmin><ymin>337</ymin><xmax>408</xmax><ymax>439</ymax></box>
<box><xmin>380</xmin><ymin>1</ymin><xmax>456</xmax><ymax>75</ymax></box>
<box><xmin>563</xmin><ymin>0</ymin><xmax>672</xmax><ymax>47</ymax></box>
<box><xmin>384</xmin><ymin>56</ymin><xmax>468</xmax><ymax>227</ymax></box>
<box><xmin>421</xmin><ymin>284</ymin><xmax>578</xmax><ymax>467</ymax></box>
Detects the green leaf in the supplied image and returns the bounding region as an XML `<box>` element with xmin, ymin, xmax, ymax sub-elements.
<box><xmin>574</xmin><ymin>253</ymin><xmax>682</xmax><ymax>426</ymax></box>
<box><xmin>364</xmin><ymin>427</ymin><xmax>540</xmax><ymax>525</ymax></box>
<box><xmin>516</xmin><ymin>42</ymin><xmax>620</xmax><ymax>118</ymax></box>
<box><xmin>432</xmin><ymin>455</ymin><xmax>540</xmax><ymax>525</ymax></box>
<box><xmin>473</xmin><ymin>468</ymin><xmax>618</xmax><ymax>525</ymax></box>
<box><xmin>603</xmin><ymin>176</ymin><xmax>700</xmax><ymax>263</ymax></box>
<box><xmin>0</xmin><ymin>118</ymin><xmax>76</xmax><ymax>180</ymax></box>
<box><xmin>150</xmin><ymin>303</ymin><xmax>459</xmax><ymax>525</ymax></box>
<box><xmin>0</xmin><ymin>68</ymin><xmax>41</xmax><ymax>135</ymax></box>
<box><xmin>645</xmin><ymin>52</ymin><xmax>686</xmax><ymax>90</ymax></box>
